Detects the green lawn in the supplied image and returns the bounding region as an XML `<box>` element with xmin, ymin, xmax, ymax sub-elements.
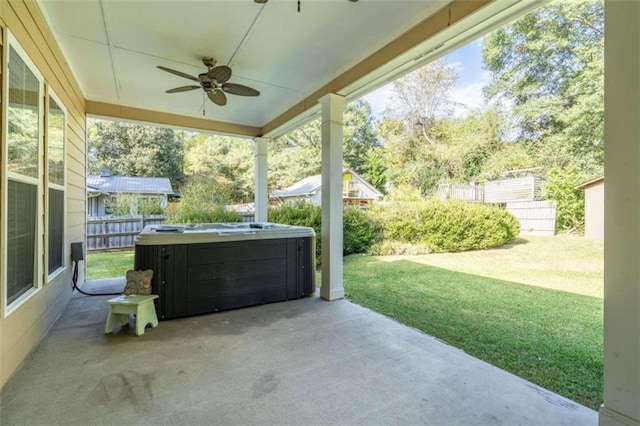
<box><xmin>343</xmin><ymin>236</ymin><xmax>603</xmax><ymax>410</ymax></box>
<box><xmin>86</xmin><ymin>237</ymin><xmax>603</xmax><ymax>409</ymax></box>
<box><xmin>377</xmin><ymin>235</ymin><xmax>603</xmax><ymax>297</ymax></box>
<box><xmin>86</xmin><ymin>249</ymin><xmax>134</xmax><ymax>280</ymax></box>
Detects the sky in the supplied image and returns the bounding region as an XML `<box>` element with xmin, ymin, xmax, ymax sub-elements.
<box><xmin>362</xmin><ymin>38</ymin><xmax>490</xmax><ymax>118</ymax></box>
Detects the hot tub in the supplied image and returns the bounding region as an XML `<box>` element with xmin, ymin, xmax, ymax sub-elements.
<box><xmin>134</xmin><ymin>222</ymin><xmax>316</xmax><ymax>319</ymax></box>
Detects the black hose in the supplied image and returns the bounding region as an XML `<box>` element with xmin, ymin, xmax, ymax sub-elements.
<box><xmin>71</xmin><ymin>260</ymin><xmax>122</xmax><ymax>296</ymax></box>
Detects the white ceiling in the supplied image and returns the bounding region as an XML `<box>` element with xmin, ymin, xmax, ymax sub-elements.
<box><xmin>39</xmin><ymin>0</ymin><xmax>445</xmax><ymax>127</ymax></box>
<box><xmin>38</xmin><ymin>0</ymin><xmax>449</xmax><ymax>130</ymax></box>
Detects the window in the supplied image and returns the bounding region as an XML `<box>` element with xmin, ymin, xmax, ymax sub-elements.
<box><xmin>47</xmin><ymin>94</ymin><xmax>65</xmax><ymax>276</ymax></box>
<box><xmin>4</xmin><ymin>37</ymin><xmax>43</xmax><ymax>307</ymax></box>
<box><xmin>7</xmin><ymin>181</ymin><xmax>37</xmax><ymax>304</ymax></box>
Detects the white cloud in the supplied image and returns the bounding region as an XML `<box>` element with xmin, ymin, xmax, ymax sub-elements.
<box><xmin>361</xmin><ymin>70</ymin><xmax>494</xmax><ymax>120</ymax></box>
<box><xmin>450</xmin><ymin>71</ymin><xmax>491</xmax><ymax>117</ymax></box>
<box><xmin>362</xmin><ymin>83</ymin><xmax>394</xmax><ymax>117</ymax></box>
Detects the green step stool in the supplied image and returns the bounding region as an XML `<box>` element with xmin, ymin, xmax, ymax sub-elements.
<box><xmin>105</xmin><ymin>294</ymin><xmax>159</xmax><ymax>336</ymax></box>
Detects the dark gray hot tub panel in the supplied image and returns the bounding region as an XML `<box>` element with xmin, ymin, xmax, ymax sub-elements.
<box><xmin>134</xmin><ymin>235</ymin><xmax>315</xmax><ymax>319</ymax></box>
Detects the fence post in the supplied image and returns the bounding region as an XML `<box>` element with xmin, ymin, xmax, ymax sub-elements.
<box><xmin>102</xmin><ymin>218</ymin><xmax>107</xmax><ymax>249</ymax></box>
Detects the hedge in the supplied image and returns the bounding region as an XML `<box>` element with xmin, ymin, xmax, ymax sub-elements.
<box><xmin>268</xmin><ymin>201</ymin><xmax>381</xmax><ymax>264</ymax></box>
<box><xmin>166</xmin><ymin>205</ymin><xmax>242</xmax><ymax>224</ymax></box>
<box><xmin>370</xmin><ymin>199</ymin><xmax>519</xmax><ymax>252</ymax></box>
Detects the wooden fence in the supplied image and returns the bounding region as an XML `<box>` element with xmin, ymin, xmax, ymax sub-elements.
<box><xmin>87</xmin><ymin>213</ymin><xmax>256</xmax><ymax>251</ymax></box>
<box><xmin>484</xmin><ymin>176</ymin><xmax>541</xmax><ymax>203</ymax></box>
<box><xmin>506</xmin><ymin>200</ymin><xmax>557</xmax><ymax>236</ymax></box>
<box><xmin>436</xmin><ymin>184</ymin><xmax>484</xmax><ymax>202</ymax></box>
<box><xmin>87</xmin><ymin>215</ymin><xmax>168</xmax><ymax>251</ymax></box>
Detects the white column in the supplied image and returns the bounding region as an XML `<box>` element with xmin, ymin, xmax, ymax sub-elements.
<box><xmin>253</xmin><ymin>137</ymin><xmax>269</xmax><ymax>223</ymax></box>
<box><xmin>600</xmin><ymin>2</ymin><xmax>640</xmax><ymax>426</ymax></box>
<box><xmin>319</xmin><ymin>93</ymin><xmax>345</xmax><ymax>301</ymax></box>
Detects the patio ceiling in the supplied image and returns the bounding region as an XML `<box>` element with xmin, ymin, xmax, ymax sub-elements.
<box><xmin>37</xmin><ymin>0</ymin><xmax>538</xmax><ymax>137</ymax></box>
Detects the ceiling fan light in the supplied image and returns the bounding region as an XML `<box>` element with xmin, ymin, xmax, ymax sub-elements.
<box><xmin>254</xmin><ymin>0</ymin><xmax>268</xmax><ymax>3</ymax></box>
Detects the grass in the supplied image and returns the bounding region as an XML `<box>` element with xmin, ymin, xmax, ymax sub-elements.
<box><xmin>376</xmin><ymin>235</ymin><xmax>604</xmax><ymax>297</ymax></box>
<box><xmin>343</xmin><ymin>235</ymin><xmax>603</xmax><ymax>410</ymax></box>
<box><xmin>86</xmin><ymin>237</ymin><xmax>603</xmax><ymax>409</ymax></box>
<box><xmin>86</xmin><ymin>249</ymin><xmax>134</xmax><ymax>280</ymax></box>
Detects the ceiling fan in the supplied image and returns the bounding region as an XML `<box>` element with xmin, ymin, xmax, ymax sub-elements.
<box><xmin>157</xmin><ymin>57</ymin><xmax>260</xmax><ymax>106</ymax></box>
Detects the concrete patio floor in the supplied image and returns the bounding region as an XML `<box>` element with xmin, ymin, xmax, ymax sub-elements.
<box><xmin>1</xmin><ymin>278</ymin><xmax>596</xmax><ymax>425</ymax></box>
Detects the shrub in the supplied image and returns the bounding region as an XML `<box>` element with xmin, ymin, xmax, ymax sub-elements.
<box><xmin>343</xmin><ymin>207</ymin><xmax>382</xmax><ymax>256</ymax></box>
<box><xmin>167</xmin><ymin>205</ymin><xmax>242</xmax><ymax>223</ymax></box>
<box><xmin>370</xmin><ymin>199</ymin><xmax>519</xmax><ymax>252</ymax></box>
<box><xmin>167</xmin><ymin>174</ymin><xmax>242</xmax><ymax>223</ymax></box>
<box><xmin>541</xmin><ymin>166</ymin><xmax>585</xmax><ymax>233</ymax></box>
<box><xmin>105</xmin><ymin>194</ymin><xmax>165</xmax><ymax>215</ymax></box>
<box><xmin>268</xmin><ymin>201</ymin><xmax>382</xmax><ymax>264</ymax></box>
<box><xmin>269</xmin><ymin>201</ymin><xmax>322</xmax><ymax>261</ymax></box>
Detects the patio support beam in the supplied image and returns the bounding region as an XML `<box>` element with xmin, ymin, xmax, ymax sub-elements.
<box><xmin>253</xmin><ymin>137</ymin><xmax>269</xmax><ymax>223</ymax></box>
<box><xmin>319</xmin><ymin>93</ymin><xmax>345</xmax><ymax>301</ymax></box>
<box><xmin>600</xmin><ymin>2</ymin><xmax>640</xmax><ymax>426</ymax></box>
<box><xmin>86</xmin><ymin>101</ymin><xmax>260</xmax><ymax>137</ymax></box>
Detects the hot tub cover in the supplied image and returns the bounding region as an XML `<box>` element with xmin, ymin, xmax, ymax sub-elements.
<box><xmin>135</xmin><ymin>222</ymin><xmax>315</xmax><ymax>245</ymax></box>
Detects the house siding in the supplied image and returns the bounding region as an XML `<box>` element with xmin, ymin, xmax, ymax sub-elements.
<box><xmin>0</xmin><ymin>0</ymin><xmax>86</xmax><ymax>388</ymax></box>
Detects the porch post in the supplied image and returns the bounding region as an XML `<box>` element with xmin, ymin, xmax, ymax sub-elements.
<box><xmin>600</xmin><ymin>2</ymin><xmax>640</xmax><ymax>426</ymax></box>
<box><xmin>253</xmin><ymin>137</ymin><xmax>269</xmax><ymax>223</ymax></box>
<box><xmin>319</xmin><ymin>93</ymin><xmax>345</xmax><ymax>301</ymax></box>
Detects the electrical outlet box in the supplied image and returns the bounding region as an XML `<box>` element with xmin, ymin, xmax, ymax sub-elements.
<box><xmin>71</xmin><ymin>242</ymin><xmax>84</xmax><ymax>262</ymax></box>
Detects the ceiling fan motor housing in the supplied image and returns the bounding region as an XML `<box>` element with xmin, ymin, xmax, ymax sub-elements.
<box><xmin>202</xmin><ymin>57</ymin><xmax>217</xmax><ymax>68</ymax></box>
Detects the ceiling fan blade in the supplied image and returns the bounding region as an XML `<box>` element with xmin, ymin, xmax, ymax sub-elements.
<box><xmin>207</xmin><ymin>90</ymin><xmax>227</xmax><ymax>106</ymax></box>
<box><xmin>157</xmin><ymin>66</ymin><xmax>199</xmax><ymax>82</ymax></box>
<box><xmin>166</xmin><ymin>85</ymin><xmax>201</xmax><ymax>93</ymax></box>
<box><xmin>222</xmin><ymin>83</ymin><xmax>260</xmax><ymax>97</ymax></box>
<box><xmin>208</xmin><ymin>65</ymin><xmax>232</xmax><ymax>83</ymax></box>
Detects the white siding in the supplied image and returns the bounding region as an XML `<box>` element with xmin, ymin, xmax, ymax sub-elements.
<box><xmin>506</xmin><ymin>200</ymin><xmax>557</xmax><ymax>236</ymax></box>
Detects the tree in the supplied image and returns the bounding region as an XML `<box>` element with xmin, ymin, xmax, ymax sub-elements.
<box><xmin>376</xmin><ymin>116</ymin><xmax>424</xmax><ymax>190</ymax></box>
<box><xmin>269</xmin><ymin>119</ymin><xmax>322</xmax><ymax>190</ymax></box>
<box><xmin>482</xmin><ymin>0</ymin><xmax>604</xmax><ymax>176</ymax></box>
<box><xmin>88</xmin><ymin>120</ymin><xmax>185</xmax><ymax>187</ymax></box>
<box><xmin>184</xmin><ymin>133</ymin><xmax>254</xmax><ymax>202</ymax></box>
<box><xmin>390</xmin><ymin>58</ymin><xmax>460</xmax><ymax>144</ymax></box>
<box><xmin>541</xmin><ymin>165</ymin><xmax>586</xmax><ymax>233</ymax></box>
<box><xmin>268</xmin><ymin>99</ymin><xmax>379</xmax><ymax>190</ymax></box>
<box><xmin>362</xmin><ymin>147</ymin><xmax>387</xmax><ymax>193</ymax></box>
<box><xmin>168</xmin><ymin>173</ymin><xmax>243</xmax><ymax>223</ymax></box>
<box><xmin>480</xmin><ymin>142</ymin><xmax>536</xmax><ymax>181</ymax></box>
<box><xmin>343</xmin><ymin>100</ymin><xmax>380</xmax><ymax>174</ymax></box>
<box><xmin>429</xmin><ymin>108</ymin><xmax>504</xmax><ymax>183</ymax></box>
<box><xmin>379</xmin><ymin>109</ymin><xmax>507</xmax><ymax>196</ymax></box>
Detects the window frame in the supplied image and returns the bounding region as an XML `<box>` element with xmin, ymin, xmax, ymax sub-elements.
<box><xmin>45</xmin><ymin>88</ymin><xmax>67</xmax><ymax>281</ymax></box>
<box><xmin>1</xmin><ymin>30</ymin><xmax>45</xmax><ymax>317</ymax></box>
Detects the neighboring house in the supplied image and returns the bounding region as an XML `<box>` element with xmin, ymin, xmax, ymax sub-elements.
<box><xmin>576</xmin><ymin>176</ymin><xmax>604</xmax><ymax>238</ymax></box>
<box><xmin>271</xmin><ymin>169</ymin><xmax>383</xmax><ymax>207</ymax></box>
<box><xmin>87</xmin><ymin>173</ymin><xmax>174</xmax><ymax>216</ymax></box>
